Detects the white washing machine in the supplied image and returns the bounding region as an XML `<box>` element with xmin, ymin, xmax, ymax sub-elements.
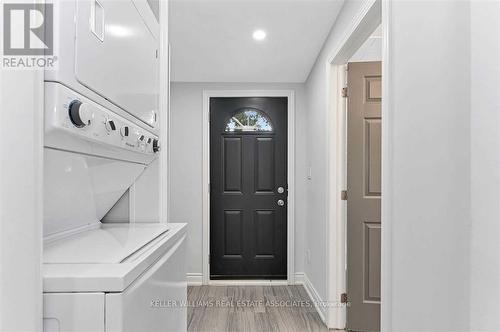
<box><xmin>46</xmin><ymin>0</ymin><xmax>160</xmax><ymax>131</ymax></box>
<box><xmin>42</xmin><ymin>83</ymin><xmax>187</xmax><ymax>332</ymax></box>
<box><xmin>43</xmin><ymin>223</ymin><xmax>187</xmax><ymax>332</ymax></box>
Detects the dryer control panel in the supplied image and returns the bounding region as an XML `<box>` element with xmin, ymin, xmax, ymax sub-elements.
<box><xmin>45</xmin><ymin>82</ymin><xmax>159</xmax><ymax>164</ymax></box>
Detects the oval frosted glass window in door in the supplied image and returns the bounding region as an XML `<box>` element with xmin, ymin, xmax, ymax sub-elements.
<box><xmin>225</xmin><ymin>108</ymin><xmax>273</xmax><ymax>132</ymax></box>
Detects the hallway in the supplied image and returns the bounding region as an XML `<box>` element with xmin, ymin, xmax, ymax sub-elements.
<box><xmin>2</xmin><ymin>0</ymin><xmax>500</xmax><ymax>331</ymax></box>
<box><xmin>187</xmin><ymin>286</ymin><xmax>329</xmax><ymax>332</ymax></box>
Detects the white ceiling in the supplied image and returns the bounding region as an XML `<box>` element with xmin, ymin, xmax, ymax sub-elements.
<box><xmin>169</xmin><ymin>0</ymin><xmax>345</xmax><ymax>82</ymax></box>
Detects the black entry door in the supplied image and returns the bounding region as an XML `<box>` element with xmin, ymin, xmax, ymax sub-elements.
<box><xmin>210</xmin><ymin>97</ymin><xmax>287</xmax><ymax>279</ymax></box>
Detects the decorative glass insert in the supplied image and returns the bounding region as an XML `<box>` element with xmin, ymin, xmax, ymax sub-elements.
<box><xmin>225</xmin><ymin>108</ymin><xmax>273</xmax><ymax>132</ymax></box>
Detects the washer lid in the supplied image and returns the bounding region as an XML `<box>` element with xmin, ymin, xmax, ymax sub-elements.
<box><xmin>44</xmin><ymin>223</ymin><xmax>169</xmax><ymax>264</ymax></box>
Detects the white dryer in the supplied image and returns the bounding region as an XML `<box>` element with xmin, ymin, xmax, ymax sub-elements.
<box><xmin>46</xmin><ymin>0</ymin><xmax>160</xmax><ymax>130</ymax></box>
<box><xmin>42</xmin><ymin>83</ymin><xmax>186</xmax><ymax>332</ymax></box>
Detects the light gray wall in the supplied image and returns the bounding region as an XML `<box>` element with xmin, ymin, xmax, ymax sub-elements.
<box><xmin>384</xmin><ymin>2</ymin><xmax>471</xmax><ymax>330</ymax></box>
<box><xmin>303</xmin><ymin>0</ymin><xmax>373</xmax><ymax>309</ymax></box>
<box><xmin>470</xmin><ymin>1</ymin><xmax>500</xmax><ymax>330</ymax></box>
<box><xmin>169</xmin><ymin>2</ymin><xmax>500</xmax><ymax>331</ymax></box>
<box><xmin>0</xmin><ymin>70</ymin><xmax>43</xmax><ymax>330</ymax></box>
<box><xmin>169</xmin><ymin>82</ymin><xmax>308</xmax><ymax>275</ymax></box>
<box><xmin>305</xmin><ymin>0</ymin><xmax>474</xmax><ymax>330</ymax></box>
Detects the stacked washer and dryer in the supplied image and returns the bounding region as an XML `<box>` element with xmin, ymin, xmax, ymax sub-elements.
<box><xmin>42</xmin><ymin>1</ymin><xmax>187</xmax><ymax>331</ymax></box>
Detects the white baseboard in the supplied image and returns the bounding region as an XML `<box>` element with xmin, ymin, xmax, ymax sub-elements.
<box><xmin>187</xmin><ymin>273</ymin><xmax>203</xmax><ymax>286</ymax></box>
<box><xmin>294</xmin><ymin>272</ymin><xmax>306</xmax><ymax>284</ymax></box>
<box><xmin>294</xmin><ymin>272</ymin><xmax>327</xmax><ymax>324</ymax></box>
<box><xmin>208</xmin><ymin>279</ymin><xmax>288</xmax><ymax>286</ymax></box>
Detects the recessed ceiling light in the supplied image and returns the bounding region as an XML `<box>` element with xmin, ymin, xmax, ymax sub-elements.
<box><xmin>252</xmin><ymin>29</ymin><xmax>267</xmax><ymax>41</ymax></box>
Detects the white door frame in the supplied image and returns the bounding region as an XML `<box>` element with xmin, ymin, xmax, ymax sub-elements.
<box><xmin>158</xmin><ymin>0</ymin><xmax>170</xmax><ymax>223</ymax></box>
<box><xmin>324</xmin><ymin>0</ymin><xmax>384</xmax><ymax>329</ymax></box>
<box><xmin>202</xmin><ymin>90</ymin><xmax>295</xmax><ymax>285</ymax></box>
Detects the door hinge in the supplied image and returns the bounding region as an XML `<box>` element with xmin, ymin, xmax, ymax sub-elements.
<box><xmin>341</xmin><ymin>190</ymin><xmax>348</xmax><ymax>201</ymax></box>
<box><xmin>341</xmin><ymin>87</ymin><xmax>348</xmax><ymax>98</ymax></box>
<box><xmin>340</xmin><ymin>293</ymin><xmax>348</xmax><ymax>304</ymax></box>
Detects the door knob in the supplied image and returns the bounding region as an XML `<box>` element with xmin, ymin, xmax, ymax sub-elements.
<box><xmin>277</xmin><ymin>199</ymin><xmax>285</xmax><ymax>206</ymax></box>
<box><xmin>277</xmin><ymin>186</ymin><xmax>285</xmax><ymax>194</ymax></box>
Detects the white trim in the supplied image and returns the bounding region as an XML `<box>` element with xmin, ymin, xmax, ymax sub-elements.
<box><xmin>380</xmin><ymin>1</ymin><xmax>393</xmax><ymax>330</ymax></box>
<box><xmin>208</xmin><ymin>279</ymin><xmax>288</xmax><ymax>286</ymax></box>
<box><xmin>129</xmin><ymin>183</ymin><xmax>136</xmax><ymax>223</ymax></box>
<box><xmin>325</xmin><ymin>63</ymin><xmax>348</xmax><ymax>329</ymax></box>
<box><xmin>43</xmin><ymin>223</ymin><xmax>100</xmax><ymax>245</ymax></box>
<box><xmin>324</xmin><ymin>0</ymin><xmax>382</xmax><ymax>329</ymax></box>
<box><xmin>202</xmin><ymin>90</ymin><xmax>296</xmax><ymax>285</ymax></box>
<box><xmin>295</xmin><ymin>273</ymin><xmax>327</xmax><ymax>323</ymax></box>
<box><xmin>293</xmin><ymin>272</ymin><xmax>306</xmax><ymax>284</ymax></box>
<box><xmin>202</xmin><ymin>91</ymin><xmax>210</xmax><ymax>285</ymax></box>
<box><xmin>187</xmin><ymin>273</ymin><xmax>203</xmax><ymax>286</ymax></box>
<box><xmin>158</xmin><ymin>0</ymin><xmax>169</xmax><ymax>223</ymax></box>
<box><xmin>326</xmin><ymin>0</ymin><xmax>379</xmax><ymax>64</ymax></box>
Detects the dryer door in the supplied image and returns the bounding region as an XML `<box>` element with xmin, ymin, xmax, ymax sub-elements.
<box><xmin>75</xmin><ymin>0</ymin><xmax>159</xmax><ymax>128</ymax></box>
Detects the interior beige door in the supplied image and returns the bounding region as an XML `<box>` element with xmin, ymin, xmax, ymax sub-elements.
<box><xmin>346</xmin><ymin>61</ymin><xmax>381</xmax><ymax>332</ymax></box>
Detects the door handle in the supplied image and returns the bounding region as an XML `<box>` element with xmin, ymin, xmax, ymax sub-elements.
<box><xmin>277</xmin><ymin>186</ymin><xmax>285</xmax><ymax>194</ymax></box>
<box><xmin>90</xmin><ymin>0</ymin><xmax>105</xmax><ymax>42</ymax></box>
<box><xmin>277</xmin><ymin>199</ymin><xmax>285</xmax><ymax>206</ymax></box>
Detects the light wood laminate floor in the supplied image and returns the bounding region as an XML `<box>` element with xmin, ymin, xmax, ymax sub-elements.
<box><xmin>187</xmin><ymin>285</ymin><xmax>329</xmax><ymax>332</ymax></box>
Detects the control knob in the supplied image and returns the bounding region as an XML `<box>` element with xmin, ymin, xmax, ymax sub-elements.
<box><xmin>68</xmin><ymin>100</ymin><xmax>93</xmax><ymax>128</ymax></box>
<box><xmin>120</xmin><ymin>126</ymin><xmax>129</xmax><ymax>137</ymax></box>
<box><xmin>152</xmin><ymin>139</ymin><xmax>160</xmax><ymax>153</ymax></box>
<box><xmin>105</xmin><ymin>119</ymin><xmax>116</xmax><ymax>132</ymax></box>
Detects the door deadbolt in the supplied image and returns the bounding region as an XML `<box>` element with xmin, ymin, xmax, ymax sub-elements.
<box><xmin>277</xmin><ymin>199</ymin><xmax>285</xmax><ymax>206</ymax></box>
<box><xmin>277</xmin><ymin>186</ymin><xmax>285</xmax><ymax>194</ymax></box>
